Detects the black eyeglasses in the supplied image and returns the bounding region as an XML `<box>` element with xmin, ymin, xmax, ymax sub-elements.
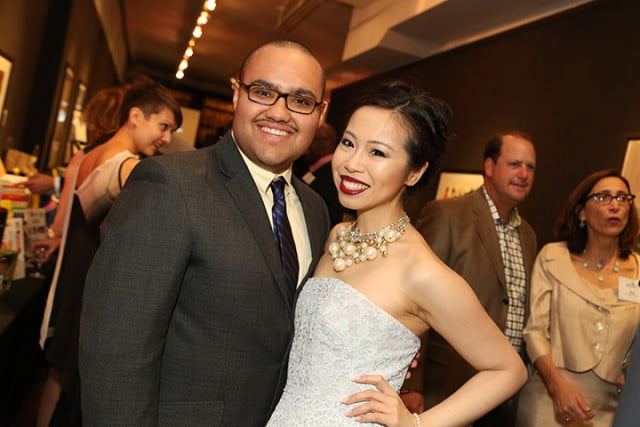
<box><xmin>237</xmin><ymin>81</ymin><xmax>323</xmax><ymax>115</ymax></box>
<box><xmin>586</xmin><ymin>192</ymin><xmax>636</xmax><ymax>205</ymax></box>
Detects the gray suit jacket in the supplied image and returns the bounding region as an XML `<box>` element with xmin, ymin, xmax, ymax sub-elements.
<box><xmin>79</xmin><ymin>134</ymin><xmax>330</xmax><ymax>426</ymax></box>
<box><xmin>404</xmin><ymin>188</ymin><xmax>537</xmax><ymax>407</ymax></box>
<box><xmin>613</xmin><ymin>325</ymin><xmax>640</xmax><ymax>427</ymax></box>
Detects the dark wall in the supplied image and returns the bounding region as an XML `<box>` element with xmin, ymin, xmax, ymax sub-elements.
<box><xmin>0</xmin><ymin>0</ymin><xmax>118</xmax><ymax>167</ymax></box>
<box><xmin>0</xmin><ymin>0</ymin><xmax>51</xmax><ymax>156</ymax></box>
<box><xmin>327</xmin><ymin>0</ymin><xmax>640</xmax><ymax>247</ymax></box>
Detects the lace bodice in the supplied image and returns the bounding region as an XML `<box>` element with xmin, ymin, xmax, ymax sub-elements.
<box><xmin>266</xmin><ymin>277</ymin><xmax>420</xmax><ymax>426</ymax></box>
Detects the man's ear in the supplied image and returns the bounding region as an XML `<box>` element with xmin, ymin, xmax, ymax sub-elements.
<box><xmin>483</xmin><ymin>157</ymin><xmax>495</xmax><ymax>178</ymax></box>
<box><xmin>231</xmin><ymin>81</ymin><xmax>239</xmax><ymax>111</ymax></box>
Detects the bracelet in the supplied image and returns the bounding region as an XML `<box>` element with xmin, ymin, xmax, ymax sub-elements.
<box><xmin>413</xmin><ymin>412</ymin><xmax>421</xmax><ymax>427</ymax></box>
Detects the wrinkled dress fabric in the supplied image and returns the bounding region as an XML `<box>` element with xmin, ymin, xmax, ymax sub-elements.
<box><xmin>266</xmin><ymin>277</ymin><xmax>420</xmax><ymax>426</ymax></box>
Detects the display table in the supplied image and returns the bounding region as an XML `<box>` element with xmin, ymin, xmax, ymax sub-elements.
<box><xmin>0</xmin><ymin>268</ymin><xmax>51</xmax><ymax>425</ymax></box>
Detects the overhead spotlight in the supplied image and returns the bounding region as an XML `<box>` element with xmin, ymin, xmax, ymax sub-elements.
<box><xmin>175</xmin><ymin>1</ymin><xmax>216</xmax><ymax>80</ymax></box>
<box><xmin>197</xmin><ymin>12</ymin><xmax>209</xmax><ymax>26</ymax></box>
<box><xmin>205</xmin><ymin>0</ymin><xmax>216</xmax><ymax>11</ymax></box>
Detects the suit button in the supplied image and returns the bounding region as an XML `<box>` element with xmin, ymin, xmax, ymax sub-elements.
<box><xmin>502</xmin><ymin>297</ymin><xmax>509</xmax><ymax>305</ymax></box>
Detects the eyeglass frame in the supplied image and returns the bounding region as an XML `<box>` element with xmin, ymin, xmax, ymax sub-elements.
<box><xmin>585</xmin><ymin>192</ymin><xmax>636</xmax><ymax>205</ymax></box>
<box><xmin>236</xmin><ymin>81</ymin><xmax>324</xmax><ymax>115</ymax></box>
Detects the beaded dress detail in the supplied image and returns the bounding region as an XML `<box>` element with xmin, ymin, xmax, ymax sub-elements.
<box><xmin>266</xmin><ymin>277</ymin><xmax>420</xmax><ymax>426</ymax></box>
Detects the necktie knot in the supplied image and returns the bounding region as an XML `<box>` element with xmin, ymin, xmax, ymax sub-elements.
<box><xmin>270</xmin><ymin>177</ymin><xmax>299</xmax><ymax>303</ymax></box>
<box><xmin>271</xmin><ymin>176</ymin><xmax>286</xmax><ymax>202</ymax></box>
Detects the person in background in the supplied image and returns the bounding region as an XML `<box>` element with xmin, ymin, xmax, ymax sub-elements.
<box><xmin>613</xmin><ymin>325</ymin><xmax>640</xmax><ymax>427</ymax></box>
<box><xmin>401</xmin><ymin>131</ymin><xmax>537</xmax><ymax>427</ymax></box>
<box><xmin>300</xmin><ymin>122</ymin><xmax>351</xmax><ymax>225</ymax></box>
<box><xmin>24</xmin><ymin>172</ymin><xmax>58</xmax><ymax>196</ymax></box>
<box><xmin>79</xmin><ymin>40</ymin><xmax>330</xmax><ymax>426</ymax></box>
<box><xmin>266</xmin><ymin>81</ymin><xmax>527</xmax><ymax>426</ymax></box>
<box><xmin>31</xmin><ymin>86</ymin><xmax>125</xmax><ymax>260</ymax></box>
<box><xmin>33</xmin><ymin>85</ymin><xmax>125</xmax><ymax>427</ymax></box>
<box><xmin>35</xmin><ymin>81</ymin><xmax>182</xmax><ymax>427</ymax></box>
<box><xmin>516</xmin><ymin>169</ymin><xmax>640</xmax><ymax>426</ymax></box>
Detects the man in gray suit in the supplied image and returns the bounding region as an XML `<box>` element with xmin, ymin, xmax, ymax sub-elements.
<box><xmin>79</xmin><ymin>40</ymin><xmax>330</xmax><ymax>426</ymax></box>
<box><xmin>401</xmin><ymin>131</ymin><xmax>537</xmax><ymax>426</ymax></box>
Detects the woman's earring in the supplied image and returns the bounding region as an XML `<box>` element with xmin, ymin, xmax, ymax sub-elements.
<box><xmin>579</xmin><ymin>220</ymin><xmax>586</xmax><ymax>228</ymax></box>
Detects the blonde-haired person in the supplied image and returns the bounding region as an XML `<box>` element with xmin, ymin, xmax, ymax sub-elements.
<box><xmin>517</xmin><ymin>169</ymin><xmax>640</xmax><ymax>426</ymax></box>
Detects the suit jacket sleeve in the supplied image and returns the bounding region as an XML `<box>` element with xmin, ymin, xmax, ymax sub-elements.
<box><xmin>613</xmin><ymin>325</ymin><xmax>640</xmax><ymax>427</ymax></box>
<box><xmin>79</xmin><ymin>158</ymin><xmax>191</xmax><ymax>426</ymax></box>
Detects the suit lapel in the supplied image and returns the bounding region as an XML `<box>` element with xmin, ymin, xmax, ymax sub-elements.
<box><xmin>292</xmin><ymin>176</ymin><xmax>327</xmax><ymax>268</ymax></box>
<box><xmin>213</xmin><ymin>135</ymin><xmax>293</xmax><ymax>311</ymax></box>
<box><xmin>471</xmin><ymin>190</ymin><xmax>507</xmax><ymax>291</ymax></box>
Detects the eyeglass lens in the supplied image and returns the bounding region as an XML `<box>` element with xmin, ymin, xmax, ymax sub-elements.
<box><xmin>591</xmin><ymin>193</ymin><xmax>635</xmax><ymax>204</ymax></box>
<box><xmin>244</xmin><ymin>84</ymin><xmax>318</xmax><ymax>114</ymax></box>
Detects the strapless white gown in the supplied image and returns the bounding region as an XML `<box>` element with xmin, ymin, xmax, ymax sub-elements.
<box><xmin>266</xmin><ymin>277</ymin><xmax>420</xmax><ymax>426</ymax></box>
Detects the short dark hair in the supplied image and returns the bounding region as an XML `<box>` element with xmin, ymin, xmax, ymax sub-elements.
<box><xmin>347</xmin><ymin>81</ymin><xmax>450</xmax><ymax>190</ymax></box>
<box><xmin>238</xmin><ymin>40</ymin><xmax>326</xmax><ymax>100</ymax></box>
<box><xmin>119</xmin><ymin>81</ymin><xmax>183</xmax><ymax>129</ymax></box>
<box><xmin>554</xmin><ymin>169</ymin><xmax>638</xmax><ymax>258</ymax></box>
<box><xmin>483</xmin><ymin>130</ymin><xmax>533</xmax><ymax>163</ymax></box>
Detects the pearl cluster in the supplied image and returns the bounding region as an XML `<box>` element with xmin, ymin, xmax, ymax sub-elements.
<box><xmin>328</xmin><ymin>213</ymin><xmax>410</xmax><ymax>272</ymax></box>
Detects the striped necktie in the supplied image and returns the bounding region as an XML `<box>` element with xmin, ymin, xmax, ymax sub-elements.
<box><xmin>270</xmin><ymin>177</ymin><xmax>299</xmax><ymax>303</ymax></box>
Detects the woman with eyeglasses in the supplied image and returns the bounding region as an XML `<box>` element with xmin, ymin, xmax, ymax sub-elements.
<box><xmin>516</xmin><ymin>169</ymin><xmax>640</xmax><ymax>427</ymax></box>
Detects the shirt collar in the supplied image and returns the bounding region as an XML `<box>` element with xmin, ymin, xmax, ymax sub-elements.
<box><xmin>232</xmin><ymin>132</ymin><xmax>293</xmax><ymax>197</ymax></box>
<box><xmin>482</xmin><ymin>185</ymin><xmax>521</xmax><ymax>227</ymax></box>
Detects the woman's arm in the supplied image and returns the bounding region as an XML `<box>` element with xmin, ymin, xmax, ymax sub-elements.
<box><xmin>344</xmin><ymin>253</ymin><xmax>527</xmax><ymax>427</ymax></box>
<box><xmin>413</xmin><ymin>264</ymin><xmax>527</xmax><ymax>427</ymax></box>
<box><xmin>533</xmin><ymin>354</ymin><xmax>594</xmax><ymax>422</ymax></box>
<box><xmin>524</xmin><ymin>251</ymin><xmax>594</xmax><ymax>422</ymax></box>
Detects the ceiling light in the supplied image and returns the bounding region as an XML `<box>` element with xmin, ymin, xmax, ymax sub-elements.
<box><xmin>175</xmin><ymin>0</ymin><xmax>217</xmax><ymax>80</ymax></box>
<box><xmin>205</xmin><ymin>0</ymin><xmax>216</xmax><ymax>11</ymax></box>
<box><xmin>197</xmin><ymin>12</ymin><xmax>209</xmax><ymax>26</ymax></box>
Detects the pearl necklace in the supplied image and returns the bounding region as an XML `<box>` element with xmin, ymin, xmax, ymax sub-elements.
<box><xmin>328</xmin><ymin>213</ymin><xmax>410</xmax><ymax>272</ymax></box>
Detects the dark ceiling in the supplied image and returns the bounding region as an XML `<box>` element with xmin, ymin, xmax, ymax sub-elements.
<box><xmin>97</xmin><ymin>0</ymin><xmax>594</xmax><ymax>99</ymax></box>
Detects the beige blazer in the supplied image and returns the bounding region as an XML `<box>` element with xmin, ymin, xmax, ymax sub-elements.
<box><xmin>524</xmin><ymin>241</ymin><xmax>640</xmax><ymax>382</ymax></box>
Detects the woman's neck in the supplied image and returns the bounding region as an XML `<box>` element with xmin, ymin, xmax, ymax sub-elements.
<box><xmin>583</xmin><ymin>236</ymin><xmax>619</xmax><ymax>264</ymax></box>
<box><xmin>355</xmin><ymin>208</ymin><xmax>407</xmax><ymax>234</ymax></box>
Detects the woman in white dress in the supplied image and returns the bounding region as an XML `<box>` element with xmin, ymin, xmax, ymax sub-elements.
<box><xmin>267</xmin><ymin>81</ymin><xmax>527</xmax><ymax>426</ymax></box>
<box><xmin>517</xmin><ymin>169</ymin><xmax>640</xmax><ymax>426</ymax></box>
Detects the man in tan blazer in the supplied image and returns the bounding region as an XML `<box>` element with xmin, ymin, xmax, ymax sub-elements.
<box><xmin>401</xmin><ymin>131</ymin><xmax>537</xmax><ymax>427</ymax></box>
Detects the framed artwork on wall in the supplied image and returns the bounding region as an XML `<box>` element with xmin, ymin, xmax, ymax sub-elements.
<box><xmin>47</xmin><ymin>65</ymin><xmax>76</xmax><ymax>169</ymax></box>
<box><xmin>435</xmin><ymin>171</ymin><xmax>484</xmax><ymax>200</ymax></box>
<box><xmin>0</xmin><ymin>50</ymin><xmax>13</xmax><ymax>128</ymax></box>
<box><xmin>621</xmin><ymin>138</ymin><xmax>640</xmax><ymax>212</ymax></box>
<box><xmin>61</xmin><ymin>80</ymin><xmax>87</xmax><ymax>164</ymax></box>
